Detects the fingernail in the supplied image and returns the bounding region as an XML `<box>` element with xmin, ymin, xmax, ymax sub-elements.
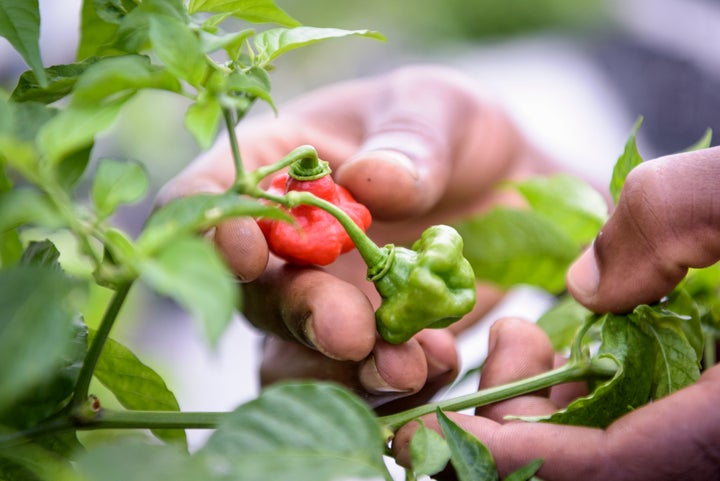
<box><xmin>567</xmin><ymin>246</ymin><xmax>600</xmax><ymax>300</ymax></box>
<box><xmin>347</xmin><ymin>149</ymin><xmax>419</xmax><ymax>179</ymax></box>
<box><xmin>359</xmin><ymin>356</ymin><xmax>412</xmax><ymax>394</ymax></box>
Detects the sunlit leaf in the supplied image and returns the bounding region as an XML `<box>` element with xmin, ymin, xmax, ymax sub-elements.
<box><xmin>77</xmin><ymin>0</ymin><xmax>124</xmax><ymax>59</ymax></box>
<box><xmin>513</xmin><ymin>174</ymin><xmax>607</xmax><ymax>245</ymax></box>
<box><xmin>38</xmin><ymin>102</ymin><xmax>126</xmax><ymax>165</ymax></box>
<box><xmin>148</xmin><ymin>16</ymin><xmax>207</xmax><ymax>87</ymax></box>
<box><xmin>71</xmin><ymin>55</ymin><xmax>181</xmax><ymax>107</ymax></box>
<box><xmin>202</xmin><ymin>381</ymin><xmax>390</xmax><ymax>481</ymax></box>
<box><xmin>188</xmin><ymin>0</ymin><xmax>300</xmax><ymax>26</ymax></box>
<box><xmin>537</xmin><ymin>294</ymin><xmax>592</xmax><ymax>352</ymax></box>
<box><xmin>409</xmin><ymin>420</ymin><xmax>450</xmax><ymax>476</ymax></box>
<box><xmin>253</xmin><ymin>26</ymin><xmax>385</xmax><ymax>65</ymax></box>
<box><xmin>138</xmin><ymin>235</ymin><xmax>237</xmax><ymax>346</ymax></box>
<box><xmin>0</xmin><ymin>0</ymin><xmax>46</xmax><ymax>86</ymax></box>
<box><xmin>504</xmin><ymin>458</ymin><xmax>544</xmax><ymax>481</ymax></box>
<box><xmin>185</xmin><ymin>97</ymin><xmax>222</xmax><ymax>149</ymax></box>
<box><xmin>91</xmin><ymin>331</ymin><xmax>187</xmax><ymax>448</ymax></box>
<box><xmin>610</xmin><ymin>116</ymin><xmax>644</xmax><ymax>205</ymax></box>
<box><xmin>437</xmin><ymin>409</ymin><xmax>498</xmax><ymax>481</ymax></box>
<box><xmin>455</xmin><ymin>207</ymin><xmax>578</xmax><ymax>293</ymax></box>
<box><xmin>91</xmin><ymin>158</ymin><xmax>149</xmax><ymax>219</ymax></box>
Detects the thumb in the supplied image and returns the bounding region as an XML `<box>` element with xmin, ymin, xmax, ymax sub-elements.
<box><xmin>567</xmin><ymin>146</ymin><xmax>720</xmax><ymax>313</ymax></box>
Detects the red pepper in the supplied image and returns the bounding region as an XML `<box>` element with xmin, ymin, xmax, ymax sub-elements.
<box><xmin>257</xmin><ymin>172</ymin><xmax>372</xmax><ymax>266</ymax></box>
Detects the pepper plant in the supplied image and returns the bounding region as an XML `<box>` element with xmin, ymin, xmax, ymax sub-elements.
<box><xmin>1</xmin><ymin>1</ymin><xmax>718</xmax><ymax>480</ymax></box>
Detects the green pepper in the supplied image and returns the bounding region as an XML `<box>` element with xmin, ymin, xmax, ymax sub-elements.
<box><xmin>368</xmin><ymin>225</ymin><xmax>476</xmax><ymax>344</ymax></box>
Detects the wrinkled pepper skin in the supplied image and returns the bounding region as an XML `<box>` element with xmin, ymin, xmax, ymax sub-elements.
<box><xmin>370</xmin><ymin>225</ymin><xmax>476</xmax><ymax>344</ymax></box>
<box><xmin>258</xmin><ymin>173</ymin><xmax>371</xmax><ymax>266</ymax></box>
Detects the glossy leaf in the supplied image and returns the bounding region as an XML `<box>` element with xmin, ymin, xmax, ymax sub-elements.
<box><xmin>138</xmin><ymin>192</ymin><xmax>288</xmax><ymax>253</ymax></box>
<box><xmin>91</xmin><ymin>331</ymin><xmax>187</xmax><ymax>448</ymax></box>
<box><xmin>148</xmin><ymin>16</ymin><xmax>207</xmax><ymax>87</ymax></box>
<box><xmin>537</xmin><ymin>294</ymin><xmax>592</xmax><ymax>352</ymax></box>
<box><xmin>188</xmin><ymin>0</ymin><xmax>300</xmax><ymax>26</ymax></box>
<box><xmin>11</xmin><ymin>58</ymin><xmax>100</xmax><ymax>104</ymax></box>
<box><xmin>455</xmin><ymin>207</ymin><xmax>578</xmax><ymax>293</ymax></box>
<box><xmin>185</xmin><ymin>97</ymin><xmax>222</xmax><ymax>149</ymax></box>
<box><xmin>0</xmin><ymin>0</ymin><xmax>46</xmax><ymax>86</ymax></box>
<box><xmin>610</xmin><ymin>116</ymin><xmax>644</xmax><ymax>205</ymax></box>
<box><xmin>202</xmin><ymin>381</ymin><xmax>390</xmax><ymax>481</ymax></box>
<box><xmin>138</xmin><ymin>235</ymin><xmax>237</xmax><ymax>346</ymax></box>
<box><xmin>513</xmin><ymin>174</ymin><xmax>607</xmax><ymax>245</ymax></box>
<box><xmin>0</xmin><ymin>266</ymin><xmax>85</xmax><ymax>415</ymax></box>
<box><xmin>436</xmin><ymin>409</ymin><xmax>498</xmax><ymax>481</ymax></box>
<box><xmin>534</xmin><ymin>314</ymin><xmax>655</xmax><ymax>428</ymax></box>
<box><xmin>253</xmin><ymin>26</ymin><xmax>385</xmax><ymax>65</ymax></box>
<box><xmin>91</xmin><ymin>158</ymin><xmax>149</xmax><ymax>219</ymax></box>
<box><xmin>409</xmin><ymin>420</ymin><xmax>450</xmax><ymax>476</ymax></box>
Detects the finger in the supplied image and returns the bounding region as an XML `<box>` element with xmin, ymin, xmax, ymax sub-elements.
<box><xmin>334</xmin><ymin>66</ymin><xmax>517</xmax><ymax>220</ymax></box>
<box><xmin>372</xmin><ymin>329</ymin><xmax>460</xmax><ymax>414</ymax></box>
<box><xmin>567</xmin><ymin>146</ymin><xmax>720</xmax><ymax>313</ymax></box>
<box><xmin>476</xmin><ymin>318</ymin><xmax>558</xmax><ymax>421</ymax></box>
<box><xmin>242</xmin><ymin>258</ymin><xmax>376</xmax><ymax>362</ymax></box>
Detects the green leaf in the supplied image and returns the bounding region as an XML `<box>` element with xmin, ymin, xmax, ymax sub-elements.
<box><xmin>684</xmin><ymin>128</ymin><xmax>712</xmax><ymax>152</ymax></box>
<box><xmin>185</xmin><ymin>97</ymin><xmax>222</xmax><ymax>149</ymax></box>
<box><xmin>76</xmin><ymin>0</ymin><xmax>124</xmax><ymax>59</ymax></box>
<box><xmin>409</xmin><ymin>420</ymin><xmax>451</xmax><ymax>476</ymax></box>
<box><xmin>138</xmin><ymin>235</ymin><xmax>237</xmax><ymax>346</ymax></box>
<box><xmin>0</xmin><ymin>188</ymin><xmax>62</xmax><ymax>232</ymax></box>
<box><xmin>0</xmin><ymin>266</ymin><xmax>85</xmax><ymax>415</ymax></box>
<box><xmin>148</xmin><ymin>16</ymin><xmax>207</xmax><ymax>87</ymax></box>
<box><xmin>0</xmin><ymin>0</ymin><xmax>46</xmax><ymax>86</ymax></box>
<box><xmin>0</xmin><ymin>435</ymin><xmax>79</xmax><ymax>481</ymax></box>
<box><xmin>514</xmin><ymin>174</ymin><xmax>607</xmax><ymax>245</ymax></box>
<box><xmin>534</xmin><ymin>314</ymin><xmax>655</xmax><ymax>428</ymax></box>
<box><xmin>76</xmin><ymin>442</ymin><xmax>207</xmax><ymax>481</ymax></box>
<box><xmin>91</xmin><ymin>158</ymin><xmax>149</xmax><ymax>218</ymax></box>
<box><xmin>20</xmin><ymin>239</ymin><xmax>61</xmax><ymax>269</ymax></box>
<box><xmin>138</xmin><ymin>192</ymin><xmax>288</xmax><ymax>253</ymax></box>
<box><xmin>610</xmin><ymin>116</ymin><xmax>644</xmax><ymax>205</ymax></box>
<box><xmin>90</xmin><ymin>331</ymin><xmax>187</xmax><ymax>448</ymax></box>
<box><xmin>114</xmin><ymin>0</ymin><xmax>188</xmax><ymax>54</ymax></box>
<box><xmin>198</xmin><ymin>28</ymin><xmax>254</xmax><ymax>57</ymax></box>
<box><xmin>202</xmin><ymin>381</ymin><xmax>390</xmax><ymax>481</ymax></box>
<box><xmin>454</xmin><ymin>207</ymin><xmax>579</xmax><ymax>293</ymax></box>
<box><xmin>222</xmin><ymin>67</ymin><xmax>275</xmax><ymax>113</ymax></box>
<box><xmin>71</xmin><ymin>55</ymin><xmax>182</xmax><ymax>107</ymax></box>
<box><xmin>504</xmin><ymin>459</ymin><xmax>544</xmax><ymax>481</ymax></box>
<box><xmin>537</xmin><ymin>294</ymin><xmax>592</xmax><ymax>352</ymax></box>
<box><xmin>635</xmin><ymin>304</ymin><xmax>701</xmax><ymax>399</ymax></box>
<box><xmin>37</xmin><ymin>102</ymin><xmax>125</xmax><ymax>165</ymax></box>
<box><xmin>11</xmin><ymin>58</ymin><xmax>100</xmax><ymax>104</ymax></box>
<box><xmin>253</xmin><ymin>26</ymin><xmax>385</xmax><ymax>65</ymax></box>
<box><xmin>436</xmin><ymin>409</ymin><xmax>498</xmax><ymax>481</ymax></box>
<box><xmin>188</xmin><ymin>0</ymin><xmax>301</xmax><ymax>26</ymax></box>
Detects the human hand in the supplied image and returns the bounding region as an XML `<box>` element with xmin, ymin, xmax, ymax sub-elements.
<box><xmin>158</xmin><ymin>65</ymin><xmax>557</xmax><ymax>408</ymax></box>
<box><xmin>394</xmin><ymin>147</ymin><xmax>720</xmax><ymax>478</ymax></box>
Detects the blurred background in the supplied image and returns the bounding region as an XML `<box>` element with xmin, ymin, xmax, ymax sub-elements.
<box><xmin>2</xmin><ymin>0</ymin><xmax>719</xmax><ymax>454</ymax></box>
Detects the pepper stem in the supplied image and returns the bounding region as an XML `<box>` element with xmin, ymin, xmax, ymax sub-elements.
<box><xmin>285</xmin><ymin>191</ymin><xmax>388</xmax><ymax>269</ymax></box>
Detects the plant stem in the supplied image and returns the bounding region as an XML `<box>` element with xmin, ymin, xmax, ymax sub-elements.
<box><xmin>286</xmin><ymin>190</ymin><xmax>388</xmax><ymax>269</ymax></box>
<box><xmin>83</xmin><ymin>409</ymin><xmax>227</xmax><ymax>431</ymax></box>
<box><xmin>223</xmin><ymin>108</ymin><xmax>246</xmax><ymax>188</ymax></box>
<box><xmin>378</xmin><ymin>357</ymin><xmax>618</xmax><ymax>433</ymax></box>
<box><xmin>248</xmin><ymin>145</ymin><xmax>320</xmax><ymax>186</ymax></box>
<box><xmin>72</xmin><ymin>282</ymin><xmax>133</xmax><ymax>409</ymax></box>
